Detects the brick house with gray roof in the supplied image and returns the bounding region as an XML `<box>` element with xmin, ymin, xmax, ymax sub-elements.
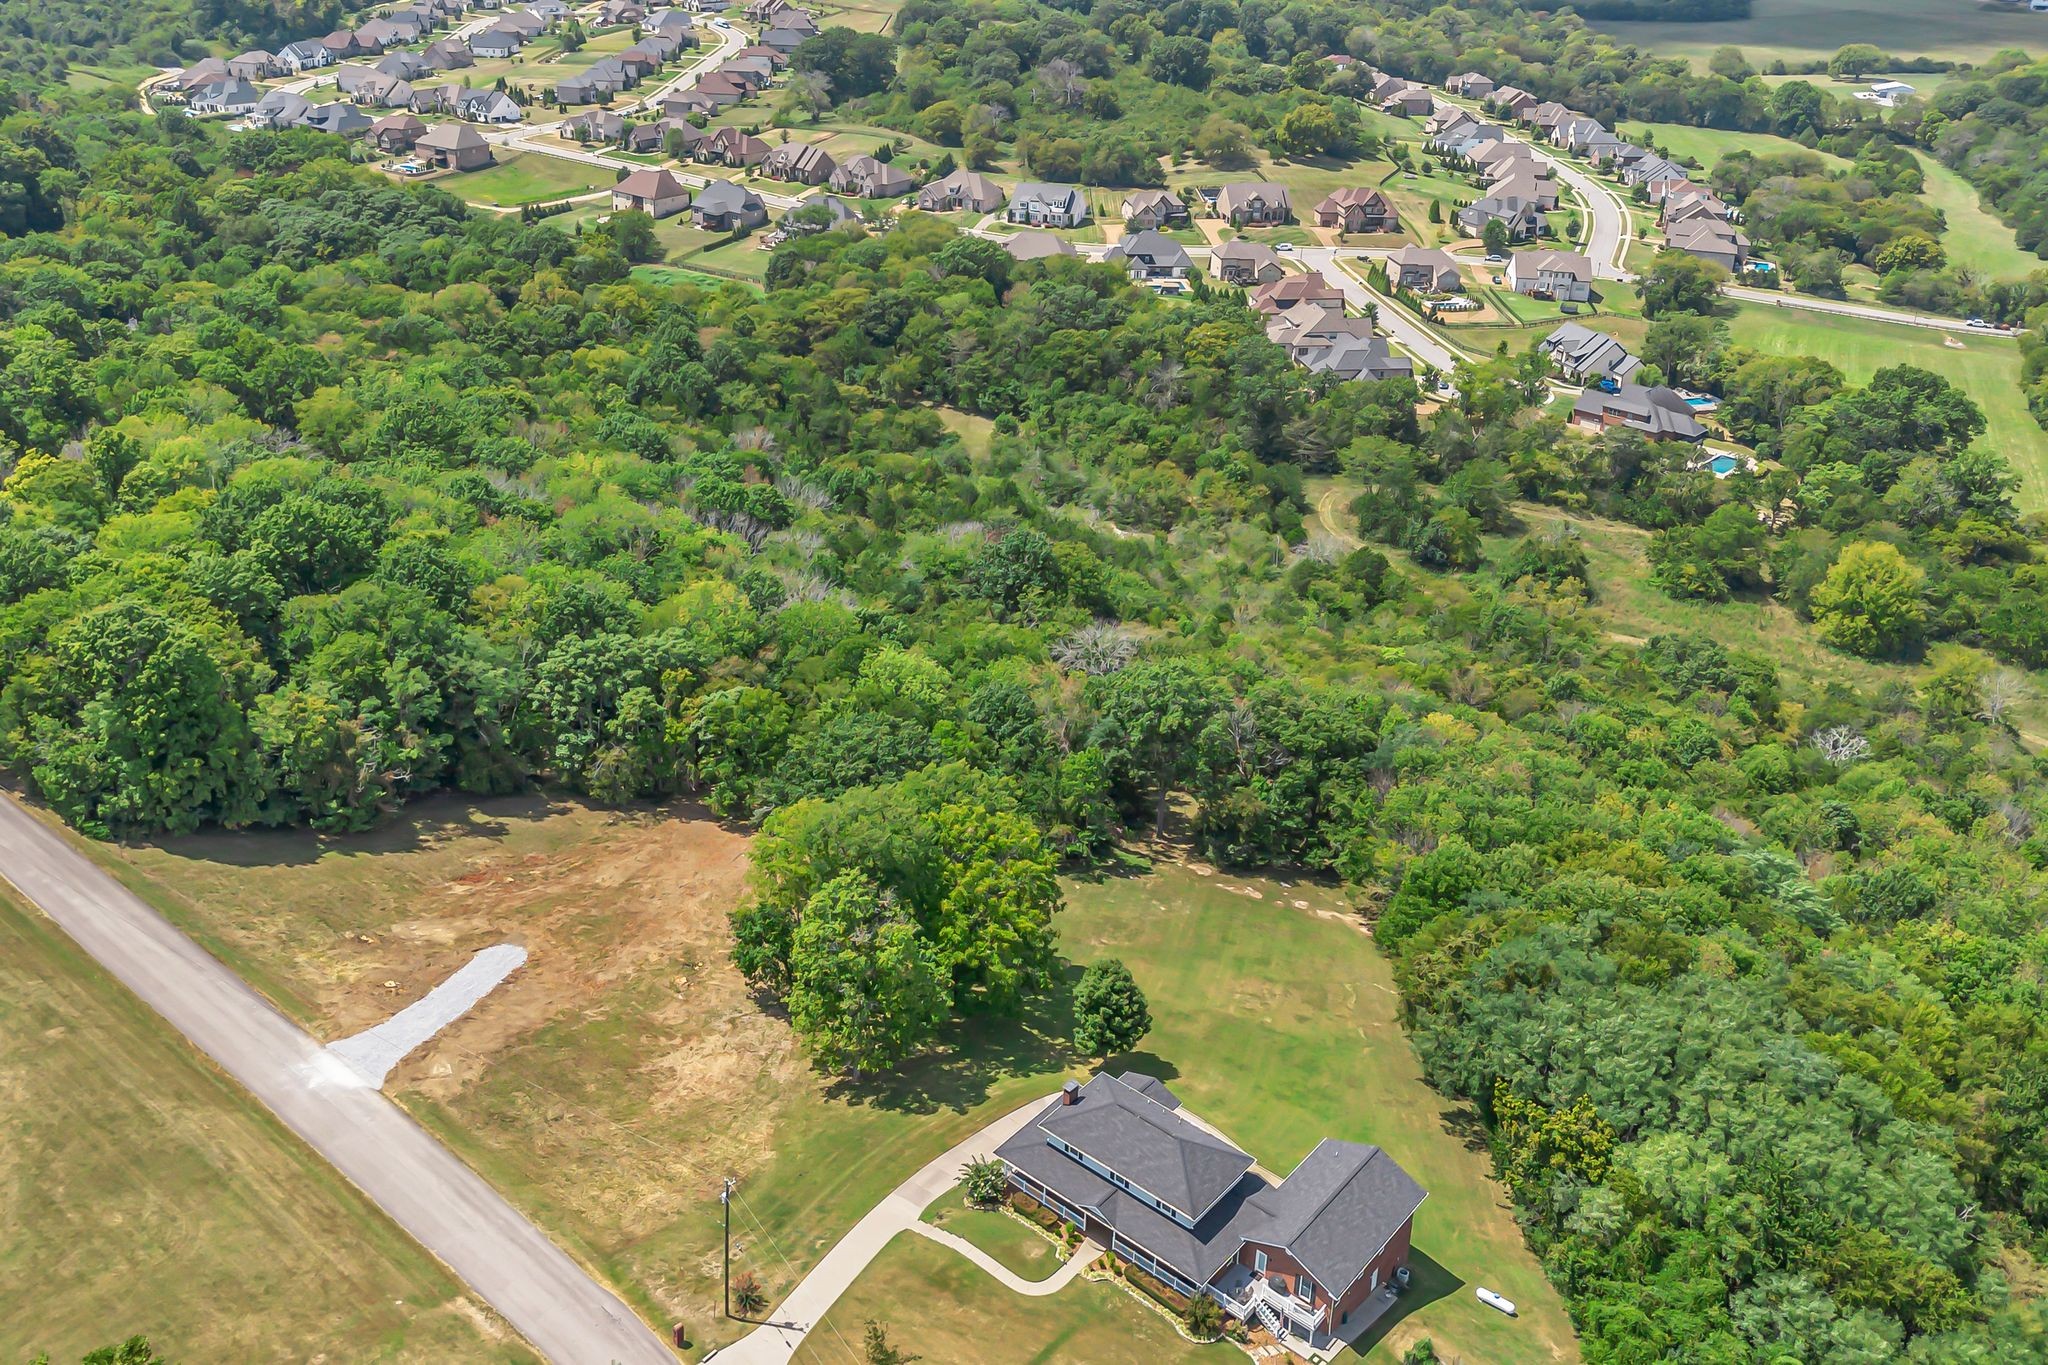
<box><xmin>997</xmin><ymin>1073</ymin><xmax>1426</xmax><ymax>1354</ymax></box>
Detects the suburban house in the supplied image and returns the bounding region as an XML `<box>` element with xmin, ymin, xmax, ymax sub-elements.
<box><xmin>1666</xmin><ymin>218</ymin><xmax>1750</xmax><ymax>271</ymax></box>
<box><xmin>422</xmin><ymin>39</ymin><xmax>475</xmax><ymax>70</ymax></box>
<box><xmin>416</xmin><ymin>121</ymin><xmax>494</xmax><ymax>171</ymax></box>
<box><xmin>376</xmin><ymin>51</ymin><xmax>430</xmax><ymax>80</ymax></box>
<box><xmin>456</xmin><ymin>88</ymin><xmax>523</xmax><ymax>123</ymax></box>
<box><xmin>1623</xmin><ymin>155</ymin><xmax>1688</xmax><ymax>189</ymax></box>
<box><xmin>612</xmin><ymin>167</ymin><xmax>692</xmax><ymax>219</ymax></box>
<box><xmin>765</xmin><ymin>194</ymin><xmax>861</xmax><ymax>246</ymax></box>
<box><xmin>1388</xmin><ymin>244</ymin><xmax>1462</xmax><ymax>292</ymax></box>
<box><xmin>249</xmin><ymin>90</ymin><xmax>312</xmax><ymax>128</ymax></box>
<box><xmin>1007</xmin><ymin>182</ymin><xmax>1088</xmax><ymax>228</ymax></box>
<box><xmin>1121</xmin><ymin>188</ymin><xmax>1188</xmax><ymax>230</ymax></box>
<box><xmin>659</xmin><ymin>119</ymin><xmax>707</xmax><ymax>153</ymax></box>
<box><xmin>301</xmin><ymin>102</ymin><xmax>373</xmax><ymax>136</ymax></box>
<box><xmin>1270</xmin><ymin>308</ymin><xmax>1414</xmax><ymax>382</ymax></box>
<box><xmin>319</xmin><ymin>30</ymin><xmax>362</xmax><ymax>61</ymax></box>
<box><xmin>698</xmin><ymin>126</ymin><xmax>770</xmax><ymax>167</ymax></box>
<box><xmin>829</xmin><ymin>155</ymin><xmax>918</xmax><ymax>199</ymax></box>
<box><xmin>916</xmin><ymin>169</ymin><xmax>1005</xmax><ymax>213</ymax></box>
<box><xmin>1446</xmin><ymin>71</ymin><xmax>1495</xmax><ymax>98</ymax></box>
<box><xmin>997</xmin><ymin>1074</ymin><xmax>1427</xmax><ymax>1356</ymax></box>
<box><xmin>565</xmin><ymin>109</ymin><xmax>628</xmax><ymax>142</ymax></box>
<box><xmin>1457</xmin><ymin>195</ymin><xmax>1544</xmax><ymax>241</ymax></box>
<box><xmin>1524</xmin><ymin>101</ymin><xmax>1571</xmax><ymax>135</ymax></box>
<box><xmin>1471</xmin><ymin>139</ymin><xmax>1538</xmax><ymax>173</ymax></box>
<box><xmin>355</xmin><ymin>17</ymin><xmax>409</xmax><ymax>50</ymax></box>
<box><xmin>1302</xmin><ymin>331</ymin><xmax>1415</xmax><ymax>383</ymax></box>
<box><xmin>169</xmin><ymin>57</ymin><xmax>230</xmax><ymax>93</ymax></box>
<box><xmin>690</xmin><ymin>179</ymin><xmax>768</xmax><ymax>231</ymax></box>
<box><xmin>600</xmin><ymin>0</ymin><xmax>647</xmax><ymax>22</ymax></box>
<box><xmin>1215</xmin><ymin>182</ymin><xmax>1291</xmax><ymax>226</ymax></box>
<box><xmin>278</xmin><ymin>40</ymin><xmax>335</xmax><ymax>72</ymax></box>
<box><xmin>368</xmin><ymin>112</ymin><xmax>427</xmax><ymax>153</ymax></box>
<box><xmin>647</xmin><ymin>8</ymin><xmax>697</xmax><ymax>39</ymax></box>
<box><xmin>1540</xmin><ymin>322</ymin><xmax>1641</xmax><ymax>383</ymax></box>
<box><xmin>1210</xmin><ymin>240</ymin><xmax>1284</xmax><ymax>286</ymax></box>
<box><xmin>622</xmin><ymin>123</ymin><xmax>664</xmax><ymax>154</ymax></box>
<box><xmin>1251</xmin><ymin>270</ymin><xmax>1345</xmax><ymax>316</ymax></box>
<box><xmin>1105</xmin><ymin>229</ymin><xmax>1193</xmax><ymax>281</ymax></box>
<box><xmin>1313</xmin><ymin>187</ymin><xmax>1395</xmax><ymax>234</ymax></box>
<box><xmin>1507</xmin><ymin>249</ymin><xmax>1593</xmax><ymax>302</ymax></box>
<box><xmin>689</xmin><ymin>71</ymin><xmax>750</xmax><ymax>105</ymax></box>
<box><xmin>761</xmin><ymin>142</ymin><xmax>836</xmax><ymax>185</ymax></box>
<box><xmin>1380</xmin><ymin>84</ymin><xmax>1434</xmax><ymax>116</ymax></box>
<box><xmin>339</xmin><ymin>71</ymin><xmax>415</xmax><ymax>108</ymax></box>
<box><xmin>1571</xmin><ymin>384</ymin><xmax>1707</xmax><ymax>442</ymax></box>
<box><xmin>1003</xmin><ymin>230</ymin><xmax>1075</xmax><ymax>261</ymax></box>
<box><xmin>1488</xmin><ymin>172</ymin><xmax>1558</xmax><ymax>211</ymax></box>
<box><xmin>1662</xmin><ymin>187</ymin><xmax>1735</xmax><ymax>223</ymax></box>
<box><xmin>1486</xmin><ymin>85</ymin><xmax>1537</xmax><ymax>117</ymax></box>
<box><xmin>226</xmin><ymin>50</ymin><xmax>277</xmax><ymax>80</ymax></box>
<box><xmin>189</xmin><ymin>78</ymin><xmax>262</xmax><ymax>116</ymax></box>
<box><xmin>469</xmin><ymin>26</ymin><xmax>526</xmax><ymax>57</ymax></box>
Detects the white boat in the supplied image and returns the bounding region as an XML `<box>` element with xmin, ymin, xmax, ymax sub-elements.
<box><xmin>1477</xmin><ymin>1287</ymin><xmax>1518</xmax><ymax>1316</ymax></box>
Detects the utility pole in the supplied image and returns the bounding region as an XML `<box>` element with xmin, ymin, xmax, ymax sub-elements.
<box><xmin>720</xmin><ymin>1176</ymin><xmax>737</xmax><ymax>1318</ymax></box>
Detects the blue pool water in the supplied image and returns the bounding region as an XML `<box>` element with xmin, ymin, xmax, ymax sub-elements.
<box><xmin>1684</xmin><ymin>397</ymin><xmax>1715</xmax><ymax>410</ymax></box>
<box><xmin>1708</xmin><ymin>454</ymin><xmax>1739</xmax><ymax>476</ymax></box>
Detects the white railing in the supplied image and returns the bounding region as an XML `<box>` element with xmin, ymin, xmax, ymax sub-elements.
<box><xmin>1209</xmin><ymin>1276</ymin><xmax>1327</xmax><ymax>1335</ymax></box>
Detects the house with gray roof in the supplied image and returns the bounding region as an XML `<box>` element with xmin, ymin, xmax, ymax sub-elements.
<box><xmin>998</xmin><ymin>1074</ymin><xmax>1426</xmax><ymax>1354</ymax></box>
<box><xmin>828</xmin><ymin>154</ymin><xmax>918</xmax><ymax>199</ymax></box>
<box><xmin>761</xmin><ymin>140</ymin><xmax>836</xmax><ymax>185</ymax></box>
<box><xmin>278</xmin><ymin>40</ymin><xmax>334</xmax><ymax>73</ymax></box>
<box><xmin>1007</xmin><ymin>182</ymin><xmax>1087</xmax><ymax>228</ymax></box>
<box><xmin>690</xmin><ymin>179</ymin><xmax>768</xmax><ymax>230</ymax></box>
<box><xmin>916</xmin><ymin>169</ymin><xmax>1004</xmax><ymax>213</ymax></box>
<box><xmin>1457</xmin><ymin>194</ymin><xmax>1544</xmax><ymax>241</ymax></box>
<box><xmin>1210</xmin><ymin>239</ymin><xmax>1283</xmax><ymax>286</ymax></box>
<box><xmin>1105</xmin><ymin>229</ymin><xmax>1192</xmax><ymax>280</ymax></box>
<box><xmin>1388</xmin><ymin>245</ymin><xmax>1462</xmax><ymax>292</ymax></box>
<box><xmin>301</xmin><ymin>102</ymin><xmax>374</xmax><ymax>136</ymax></box>
<box><xmin>226</xmin><ymin>50</ymin><xmax>277</xmax><ymax>81</ymax></box>
<box><xmin>250</xmin><ymin>89</ymin><xmax>313</xmax><ymax>128</ymax></box>
<box><xmin>1215</xmin><ymin>181</ymin><xmax>1291</xmax><ymax>226</ymax></box>
<box><xmin>1540</xmin><ymin>322</ymin><xmax>1641</xmax><ymax>383</ymax></box>
<box><xmin>1572</xmin><ymin>383</ymin><xmax>1706</xmax><ymax>442</ymax></box>
<box><xmin>1003</xmin><ymin>230</ymin><xmax>1075</xmax><ymax>261</ymax></box>
<box><xmin>189</xmin><ymin>78</ymin><xmax>262</xmax><ymax>116</ymax></box>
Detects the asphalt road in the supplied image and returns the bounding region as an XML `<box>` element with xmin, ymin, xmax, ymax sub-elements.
<box><xmin>0</xmin><ymin>793</ymin><xmax>675</xmax><ymax>1365</ymax></box>
<box><xmin>1299</xmin><ymin>246</ymin><xmax>1463</xmax><ymax>373</ymax></box>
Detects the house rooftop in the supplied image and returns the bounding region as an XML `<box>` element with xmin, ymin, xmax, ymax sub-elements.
<box><xmin>1035</xmin><ymin>1073</ymin><xmax>1252</xmax><ymax>1218</ymax></box>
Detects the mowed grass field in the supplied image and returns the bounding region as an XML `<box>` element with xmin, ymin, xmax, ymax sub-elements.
<box><xmin>0</xmin><ymin>887</ymin><xmax>527</xmax><ymax>1364</ymax></box>
<box><xmin>1594</xmin><ymin>0</ymin><xmax>2048</xmax><ymax>67</ymax></box>
<box><xmin>1723</xmin><ymin>301</ymin><xmax>2048</xmax><ymax>510</ymax></box>
<box><xmin>75</xmin><ymin>803</ymin><xmax>1577</xmax><ymax>1364</ymax></box>
<box><xmin>1910</xmin><ymin>150</ymin><xmax>2047</xmax><ymax>280</ymax></box>
<box><xmin>792</xmin><ymin>1232</ymin><xmax>1220</xmax><ymax>1365</ymax></box>
<box><xmin>452</xmin><ymin>153</ymin><xmax>616</xmax><ymax>207</ymax></box>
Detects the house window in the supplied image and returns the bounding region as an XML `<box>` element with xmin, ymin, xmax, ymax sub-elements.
<box><xmin>1253</xmin><ymin>1249</ymin><xmax>1268</xmax><ymax>1274</ymax></box>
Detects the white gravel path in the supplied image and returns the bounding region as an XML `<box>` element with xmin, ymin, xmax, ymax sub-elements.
<box><xmin>327</xmin><ymin>943</ymin><xmax>527</xmax><ymax>1086</ymax></box>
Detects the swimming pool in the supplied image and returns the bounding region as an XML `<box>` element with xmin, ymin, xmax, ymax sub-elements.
<box><xmin>1684</xmin><ymin>396</ymin><xmax>1716</xmax><ymax>411</ymax></box>
<box><xmin>1708</xmin><ymin>454</ymin><xmax>1739</xmax><ymax>476</ymax></box>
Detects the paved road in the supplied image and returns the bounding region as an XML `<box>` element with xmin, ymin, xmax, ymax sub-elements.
<box><xmin>709</xmin><ymin>1094</ymin><xmax>1058</xmax><ymax>1365</ymax></box>
<box><xmin>1300</xmin><ymin>247</ymin><xmax>1463</xmax><ymax>373</ymax></box>
<box><xmin>1719</xmin><ymin>283</ymin><xmax>2012</xmax><ymax>335</ymax></box>
<box><xmin>0</xmin><ymin>793</ymin><xmax>675</xmax><ymax>1365</ymax></box>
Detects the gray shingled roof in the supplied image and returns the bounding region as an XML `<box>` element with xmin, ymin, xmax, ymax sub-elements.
<box><xmin>1036</xmin><ymin>1073</ymin><xmax>1253</xmax><ymax>1217</ymax></box>
<box><xmin>998</xmin><ymin>1074</ymin><xmax>1430</xmax><ymax>1294</ymax></box>
<box><xmin>1236</xmin><ymin>1139</ymin><xmax>1427</xmax><ymax>1294</ymax></box>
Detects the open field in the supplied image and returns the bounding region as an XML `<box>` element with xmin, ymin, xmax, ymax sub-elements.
<box><xmin>1624</xmin><ymin>120</ymin><xmax>1849</xmax><ymax>173</ymax></box>
<box><xmin>77</xmin><ymin>801</ymin><xmax>1577</xmax><ymax>1365</ymax></box>
<box><xmin>454</xmin><ymin>153</ymin><xmax>618</xmax><ymax>206</ymax></box>
<box><xmin>1593</xmin><ymin>0</ymin><xmax>2048</xmax><ymax>68</ymax></box>
<box><xmin>0</xmin><ymin>886</ymin><xmax>525</xmax><ymax>1364</ymax></box>
<box><xmin>791</xmin><ymin>1231</ymin><xmax>1220</xmax><ymax>1365</ymax></box>
<box><xmin>65</xmin><ymin>62</ymin><xmax>160</xmax><ymax>91</ymax></box>
<box><xmin>1910</xmin><ymin>150</ymin><xmax>2045</xmax><ymax>280</ymax></box>
<box><xmin>1723</xmin><ymin>301</ymin><xmax>2048</xmax><ymax>510</ymax></box>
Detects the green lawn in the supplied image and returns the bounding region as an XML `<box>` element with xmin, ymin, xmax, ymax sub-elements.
<box><xmin>0</xmin><ymin>889</ymin><xmax>525</xmax><ymax>1365</ymax></box>
<box><xmin>1724</xmin><ymin>301</ymin><xmax>2048</xmax><ymax>511</ymax></box>
<box><xmin>1911</xmin><ymin>150</ymin><xmax>2045</xmax><ymax>281</ymax></box>
<box><xmin>922</xmin><ymin>1184</ymin><xmax>1065</xmax><ymax>1282</ymax></box>
<box><xmin>1623</xmin><ymin>120</ymin><xmax>1850</xmax><ymax>175</ymax></box>
<box><xmin>454</xmin><ymin>154</ymin><xmax>616</xmax><ymax>207</ymax></box>
<box><xmin>1592</xmin><ymin>0</ymin><xmax>2048</xmax><ymax>68</ymax></box>
<box><xmin>66</xmin><ymin>62</ymin><xmax>159</xmax><ymax>91</ymax></box>
<box><xmin>78</xmin><ymin>800</ymin><xmax>1579</xmax><ymax>1365</ymax></box>
<box><xmin>1046</xmin><ymin>862</ymin><xmax>1577</xmax><ymax>1364</ymax></box>
<box><xmin>687</xmin><ymin>235</ymin><xmax>772</xmax><ymax>279</ymax></box>
<box><xmin>791</xmin><ymin>1232</ymin><xmax>1220</xmax><ymax>1365</ymax></box>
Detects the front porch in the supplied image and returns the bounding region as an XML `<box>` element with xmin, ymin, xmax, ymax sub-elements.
<box><xmin>1205</xmin><ymin>1263</ymin><xmax>1405</xmax><ymax>1364</ymax></box>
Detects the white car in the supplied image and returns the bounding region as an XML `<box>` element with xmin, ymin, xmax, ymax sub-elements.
<box><xmin>1274</xmin><ymin>242</ymin><xmax>1295</xmax><ymax>253</ymax></box>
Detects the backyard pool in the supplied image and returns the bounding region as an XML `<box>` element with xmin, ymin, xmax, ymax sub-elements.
<box><xmin>1708</xmin><ymin>454</ymin><xmax>1740</xmax><ymax>476</ymax></box>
